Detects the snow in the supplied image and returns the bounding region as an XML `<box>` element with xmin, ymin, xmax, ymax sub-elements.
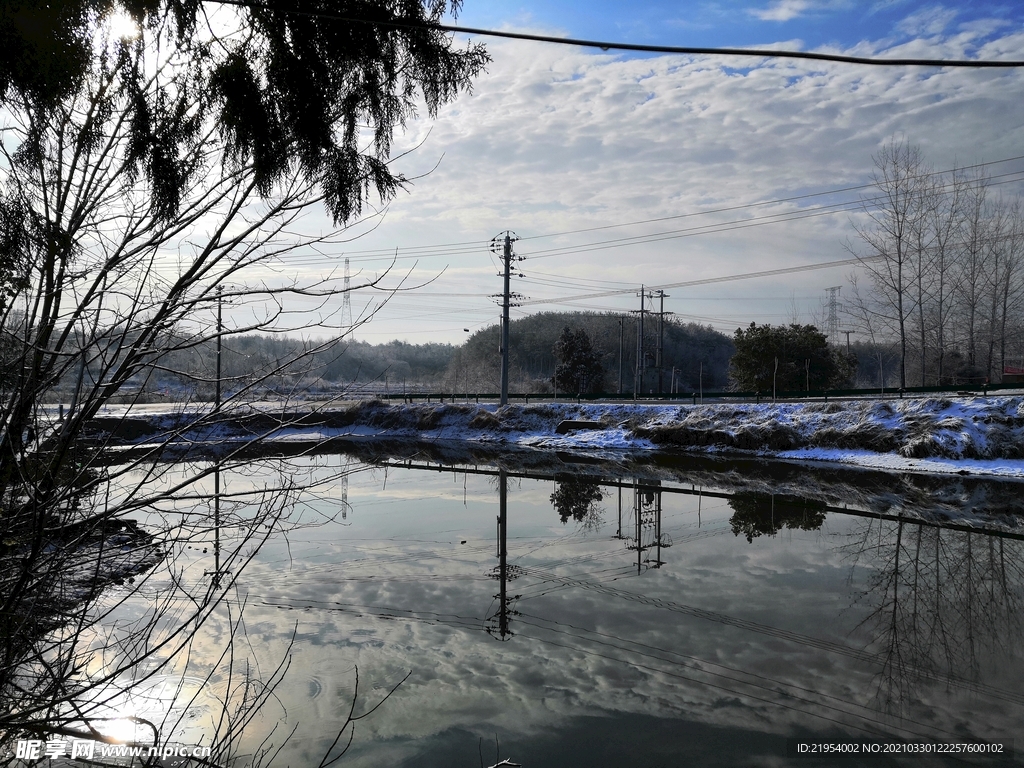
<box><xmin>89</xmin><ymin>395</ymin><xmax>1024</xmax><ymax>478</ymax></box>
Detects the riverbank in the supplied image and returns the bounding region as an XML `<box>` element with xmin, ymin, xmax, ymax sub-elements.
<box><xmin>86</xmin><ymin>395</ymin><xmax>1024</xmax><ymax>479</ymax></box>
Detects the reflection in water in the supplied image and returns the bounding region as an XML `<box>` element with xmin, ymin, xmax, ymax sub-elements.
<box><xmin>0</xmin><ymin>512</ymin><xmax>162</xmax><ymax>713</ymax></box>
<box><xmin>487</xmin><ymin>469</ymin><xmax>516</xmax><ymax>641</ymax></box>
<box><xmin>340</xmin><ymin>450</ymin><xmax>1023</xmax><ymax>765</ymax></box>
<box><xmin>0</xmin><ymin>453</ymin><xmax>377</xmax><ymax>767</ymax></box>
<box><xmin>550</xmin><ymin>474</ymin><xmax>603</xmax><ymax>526</ymax></box>
<box><xmin>727</xmin><ymin>493</ymin><xmax>828</xmax><ymax>542</ymax></box>
<box><xmin>10</xmin><ymin>440</ymin><xmax>1024</xmax><ymax>766</ymax></box>
<box><xmin>843</xmin><ymin>518</ymin><xmax>1024</xmax><ymax>716</ymax></box>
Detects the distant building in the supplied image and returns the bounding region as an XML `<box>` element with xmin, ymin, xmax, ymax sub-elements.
<box><xmin>1004</xmin><ymin>366</ymin><xmax>1024</xmax><ymax>384</ymax></box>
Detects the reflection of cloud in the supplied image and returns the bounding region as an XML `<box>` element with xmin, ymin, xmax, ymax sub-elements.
<box><xmin>166</xmin><ymin>462</ymin><xmax>1024</xmax><ymax>765</ymax></box>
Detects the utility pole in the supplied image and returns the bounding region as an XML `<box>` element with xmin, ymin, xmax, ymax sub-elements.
<box><xmin>633</xmin><ymin>287</ymin><xmax>653</xmax><ymax>397</ymax></box>
<box><xmin>215</xmin><ymin>287</ymin><xmax>222</xmax><ymax>407</ymax></box>
<box><xmin>655</xmin><ymin>290</ymin><xmax>670</xmax><ymax>393</ymax></box>
<box><xmin>501</xmin><ymin>235</ymin><xmax>510</xmax><ymax>405</ymax></box>
<box><xmin>490</xmin><ymin>232</ymin><xmax>520</xmax><ymax>406</ymax></box>
<box><xmin>841</xmin><ymin>329</ymin><xmax>853</xmax><ymax>356</ymax></box>
<box><xmin>213</xmin><ymin>288</ymin><xmax>223</xmax><ymax>585</ymax></box>
<box><xmin>634</xmin><ymin>288</ymin><xmax>644</xmax><ymax>397</ymax></box>
<box><xmin>618</xmin><ymin>316</ymin><xmax>623</xmax><ymax>395</ymax></box>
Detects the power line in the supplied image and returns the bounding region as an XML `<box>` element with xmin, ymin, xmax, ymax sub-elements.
<box><xmin>205</xmin><ymin>0</ymin><xmax>1024</xmax><ymax>68</ymax></box>
<box><xmin>517</xmin><ymin>170</ymin><xmax>1024</xmax><ymax>261</ymax></box>
<box><xmin>238</xmin><ymin>163</ymin><xmax>1024</xmax><ymax>269</ymax></box>
<box><xmin>518</xmin><ymin>255</ymin><xmax>876</xmax><ymax>307</ymax></box>
<box><xmin>520</xmin><ymin>154</ymin><xmax>1024</xmax><ymax>241</ymax></box>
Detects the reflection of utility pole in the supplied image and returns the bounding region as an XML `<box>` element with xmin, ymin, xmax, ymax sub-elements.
<box><xmin>212</xmin><ymin>288</ymin><xmax>223</xmax><ymax>586</ymax></box>
<box><xmin>341</xmin><ymin>469</ymin><xmax>349</xmax><ymax>521</ymax></box>
<box><xmin>487</xmin><ymin>470</ymin><xmax>518</xmax><ymax>640</ymax></box>
<box><xmin>498</xmin><ymin>469</ymin><xmax>508</xmax><ymax>636</ymax></box>
<box><xmin>616</xmin><ymin>482</ymin><xmax>623</xmax><ymax>539</ymax></box>
<box><xmin>625</xmin><ymin>480</ymin><xmax>669</xmax><ymax>572</ymax></box>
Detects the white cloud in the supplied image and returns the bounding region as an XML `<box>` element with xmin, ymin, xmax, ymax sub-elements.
<box><xmin>750</xmin><ymin>0</ymin><xmax>815</xmax><ymax>21</ymax></box>
<box><xmin>748</xmin><ymin>0</ymin><xmax>853</xmax><ymax>22</ymax></box>
<box><xmin>896</xmin><ymin>5</ymin><xmax>958</xmax><ymax>36</ymax></box>
<box><xmin>279</xmin><ymin>23</ymin><xmax>1024</xmax><ymax>343</ymax></box>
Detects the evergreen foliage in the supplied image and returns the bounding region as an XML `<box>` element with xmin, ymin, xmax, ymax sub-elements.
<box><xmin>552</xmin><ymin>326</ymin><xmax>604</xmax><ymax>394</ymax></box>
<box><xmin>729</xmin><ymin>322</ymin><xmax>855</xmax><ymax>393</ymax></box>
<box><xmin>728</xmin><ymin>494</ymin><xmax>827</xmax><ymax>543</ymax></box>
<box><xmin>0</xmin><ymin>0</ymin><xmax>489</xmax><ymax>223</ymax></box>
<box><xmin>550</xmin><ymin>476</ymin><xmax>603</xmax><ymax>525</ymax></box>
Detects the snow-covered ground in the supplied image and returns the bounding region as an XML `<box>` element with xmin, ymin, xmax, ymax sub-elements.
<box><xmin>89</xmin><ymin>395</ymin><xmax>1024</xmax><ymax>479</ymax></box>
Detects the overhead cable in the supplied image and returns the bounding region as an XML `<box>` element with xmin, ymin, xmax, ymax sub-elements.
<box><xmin>205</xmin><ymin>0</ymin><xmax>1024</xmax><ymax>68</ymax></box>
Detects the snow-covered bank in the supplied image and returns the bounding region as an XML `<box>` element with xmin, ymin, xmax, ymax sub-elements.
<box><xmin>88</xmin><ymin>395</ymin><xmax>1024</xmax><ymax>478</ymax></box>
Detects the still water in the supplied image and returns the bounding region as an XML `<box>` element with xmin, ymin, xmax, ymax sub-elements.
<box><xmin>128</xmin><ymin>447</ymin><xmax>1024</xmax><ymax>767</ymax></box>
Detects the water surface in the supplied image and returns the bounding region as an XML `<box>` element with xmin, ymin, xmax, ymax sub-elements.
<box><xmin>168</xmin><ymin>449</ymin><xmax>1023</xmax><ymax>767</ymax></box>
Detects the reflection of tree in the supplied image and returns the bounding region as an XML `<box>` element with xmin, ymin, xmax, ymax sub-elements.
<box><xmin>550</xmin><ymin>475</ymin><xmax>604</xmax><ymax>526</ymax></box>
<box><xmin>728</xmin><ymin>494</ymin><xmax>827</xmax><ymax>542</ymax></box>
<box><xmin>843</xmin><ymin>520</ymin><xmax>1024</xmax><ymax>715</ymax></box>
<box><xmin>0</xmin><ymin>454</ymin><xmax>391</xmax><ymax>766</ymax></box>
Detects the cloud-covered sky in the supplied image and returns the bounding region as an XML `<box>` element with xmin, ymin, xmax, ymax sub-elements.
<box><xmin>275</xmin><ymin>1</ymin><xmax>1024</xmax><ymax>344</ymax></box>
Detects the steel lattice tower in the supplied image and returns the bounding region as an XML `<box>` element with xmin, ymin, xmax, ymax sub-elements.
<box><xmin>825</xmin><ymin>286</ymin><xmax>842</xmax><ymax>346</ymax></box>
<box><xmin>341</xmin><ymin>257</ymin><xmax>353</xmax><ymax>333</ymax></box>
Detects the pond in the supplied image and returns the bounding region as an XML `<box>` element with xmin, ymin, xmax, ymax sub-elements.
<box><xmin>9</xmin><ymin>445</ymin><xmax>1024</xmax><ymax>767</ymax></box>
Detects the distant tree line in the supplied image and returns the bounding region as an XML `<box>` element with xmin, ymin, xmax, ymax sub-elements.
<box><xmin>33</xmin><ymin>331</ymin><xmax>457</xmax><ymax>402</ymax></box>
<box><xmin>848</xmin><ymin>138</ymin><xmax>1024</xmax><ymax>386</ymax></box>
<box><xmin>447</xmin><ymin>312</ymin><xmax>734</xmax><ymax>395</ymax></box>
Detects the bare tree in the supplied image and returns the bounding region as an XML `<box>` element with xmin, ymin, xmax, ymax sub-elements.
<box><xmin>0</xmin><ymin>1</ymin><xmax>485</xmax><ymax>761</ymax></box>
<box><xmin>851</xmin><ymin>137</ymin><xmax>930</xmax><ymax>389</ymax></box>
<box><xmin>952</xmin><ymin>169</ymin><xmax>990</xmax><ymax>379</ymax></box>
<box><xmin>921</xmin><ymin>166</ymin><xmax>965</xmax><ymax>384</ymax></box>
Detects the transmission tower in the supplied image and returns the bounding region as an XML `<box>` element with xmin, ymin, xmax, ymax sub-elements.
<box><xmin>341</xmin><ymin>257</ymin><xmax>353</xmax><ymax>333</ymax></box>
<box><xmin>825</xmin><ymin>286</ymin><xmax>842</xmax><ymax>346</ymax></box>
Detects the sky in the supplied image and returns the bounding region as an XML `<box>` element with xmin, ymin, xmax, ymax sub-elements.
<box><xmin>269</xmin><ymin>1</ymin><xmax>1024</xmax><ymax>344</ymax></box>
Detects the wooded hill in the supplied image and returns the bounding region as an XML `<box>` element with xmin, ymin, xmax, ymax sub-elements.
<box><xmin>447</xmin><ymin>312</ymin><xmax>734</xmax><ymax>395</ymax></box>
<box><xmin>65</xmin><ymin>312</ymin><xmax>734</xmax><ymax>400</ymax></box>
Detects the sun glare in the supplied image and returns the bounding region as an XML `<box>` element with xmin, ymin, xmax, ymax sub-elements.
<box><xmin>105</xmin><ymin>10</ymin><xmax>141</xmax><ymax>41</ymax></box>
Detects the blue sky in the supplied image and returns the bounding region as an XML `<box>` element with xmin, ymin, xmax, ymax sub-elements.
<box><xmin>270</xmin><ymin>2</ymin><xmax>1024</xmax><ymax>344</ymax></box>
<box><xmin>451</xmin><ymin>1</ymin><xmax>1023</xmax><ymax>52</ymax></box>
